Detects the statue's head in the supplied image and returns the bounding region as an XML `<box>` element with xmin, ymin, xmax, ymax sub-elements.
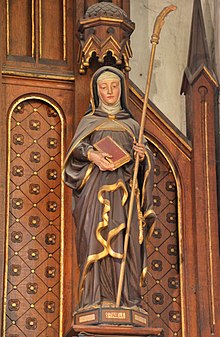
<box><xmin>97</xmin><ymin>71</ymin><xmax>121</xmax><ymax>107</ymax></box>
<box><xmin>90</xmin><ymin>66</ymin><xmax>129</xmax><ymax>115</ymax></box>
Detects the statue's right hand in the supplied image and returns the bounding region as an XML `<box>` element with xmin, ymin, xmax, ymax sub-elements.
<box><xmin>88</xmin><ymin>150</ymin><xmax>115</xmax><ymax>171</ymax></box>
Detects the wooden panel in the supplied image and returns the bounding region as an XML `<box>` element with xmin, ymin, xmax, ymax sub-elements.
<box><xmin>143</xmin><ymin>143</ymin><xmax>181</xmax><ymax>337</ymax></box>
<box><xmin>129</xmin><ymin>84</ymin><xmax>197</xmax><ymax>337</ymax></box>
<box><xmin>4</xmin><ymin>0</ymin><xmax>74</xmax><ymax>74</ymax></box>
<box><xmin>40</xmin><ymin>0</ymin><xmax>65</xmax><ymax>61</ymax></box>
<box><xmin>7</xmin><ymin>0</ymin><xmax>33</xmax><ymax>57</ymax></box>
<box><xmin>1</xmin><ymin>75</ymin><xmax>75</xmax><ymax>336</ymax></box>
<box><xmin>4</xmin><ymin>97</ymin><xmax>64</xmax><ymax>337</ymax></box>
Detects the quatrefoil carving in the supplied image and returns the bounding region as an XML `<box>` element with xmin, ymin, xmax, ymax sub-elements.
<box><xmin>47</xmin><ymin>201</ymin><xmax>57</xmax><ymax>212</ymax></box>
<box><xmin>11</xmin><ymin>231</ymin><xmax>23</xmax><ymax>243</ymax></box>
<box><xmin>44</xmin><ymin>301</ymin><xmax>55</xmax><ymax>313</ymax></box>
<box><xmin>8</xmin><ymin>299</ymin><xmax>20</xmax><ymax>311</ymax></box>
<box><xmin>29</xmin><ymin>120</ymin><xmax>41</xmax><ymax>130</ymax></box>
<box><xmin>12</xmin><ymin>198</ymin><xmax>23</xmax><ymax>210</ymax></box>
<box><xmin>29</xmin><ymin>184</ymin><xmax>40</xmax><ymax>195</ymax></box>
<box><xmin>13</xmin><ymin>134</ymin><xmax>24</xmax><ymax>145</ymax></box>
<box><xmin>30</xmin><ymin>152</ymin><xmax>41</xmax><ymax>163</ymax></box>
<box><xmin>47</xmin><ymin>169</ymin><xmax>57</xmax><ymax>180</ymax></box>
<box><xmin>12</xmin><ymin>166</ymin><xmax>24</xmax><ymax>177</ymax></box>
<box><xmin>29</xmin><ymin>216</ymin><xmax>40</xmax><ymax>227</ymax></box>
<box><xmin>47</xmin><ymin>138</ymin><xmax>58</xmax><ymax>149</ymax></box>
<box><xmin>45</xmin><ymin>266</ymin><xmax>56</xmax><ymax>278</ymax></box>
<box><xmin>27</xmin><ymin>282</ymin><xmax>38</xmax><ymax>294</ymax></box>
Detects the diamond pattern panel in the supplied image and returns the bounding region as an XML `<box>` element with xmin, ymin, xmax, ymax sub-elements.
<box><xmin>6</xmin><ymin>99</ymin><xmax>62</xmax><ymax>337</ymax></box>
<box><xmin>142</xmin><ymin>144</ymin><xmax>182</xmax><ymax>337</ymax></box>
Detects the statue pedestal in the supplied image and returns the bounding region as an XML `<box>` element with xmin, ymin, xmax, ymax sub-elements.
<box><xmin>64</xmin><ymin>307</ymin><xmax>162</xmax><ymax>337</ymax></box>
<box><xmin>64</xmin><ymin>324</ymin><xmax>163</xmax><ymax>337</ymax></box>
<box><xmin>74</xmin><ymin>307</ymin><xmax>149</xmax><ymax>327</ymax></box>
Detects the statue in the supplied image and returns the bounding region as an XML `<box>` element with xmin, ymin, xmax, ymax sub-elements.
<box><xmin>63</xmin><ymin>66</ymin><xmax>156</xmax><ymax>314</ymax></box>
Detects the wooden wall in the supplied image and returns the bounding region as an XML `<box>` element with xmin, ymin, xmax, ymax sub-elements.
<box><xmin>1</xmin><ymin>1</ymin><xmax>75</xmax><ymax>336</ymax></box>
<box><xmin>0</xmin><ymin>1</ymin><xmax>220</xmax><ymax>337</ymax></box>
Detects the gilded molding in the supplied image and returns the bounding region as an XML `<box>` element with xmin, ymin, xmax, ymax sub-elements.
<box><xmin>2</xmin><ymin>69</ymin><xmax>75</xmax><ymax>82</ymax></box>
<box><xmin>203</xmin><ymin>66</ymin><xmax>219</xmax><ymax>88</ymax></box>
<box><xmin>204</xmin><ymin>100</ymin><xmax>216</xmax><ymax>332</ymax></box>
<box><xmin>32</xmin><ymin>0</ymin><xmax>35</xmax><ymax>57</ymax></box>
<box><xmin>63</xmin><ymin>0</ymin><xmax>67</xmax><ymax>61</ymax></box>
<box><xmin>3</xmin><ymin>95</ymin><xmax>65</xmax><ymax>337</ymax></box>
<box><xmin>79</xmin><ymin>17</ymin><xmax>134</xmax><ymax>32</ymax></box>
<box><xmin>78</xmin><ymin>3</ymin><xmax>134</xmax><ymax>74</ymax></box>
<box><xmin>39</xmin><ymin>0</ymin><xmax>42</xmax><ymax>58</ymax></box>
<box><xmin>6</xmin><ymin>0</ymin><xmax>9</xmax><ymax>55</ymax></box>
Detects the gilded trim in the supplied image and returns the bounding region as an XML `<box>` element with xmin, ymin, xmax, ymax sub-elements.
<box><xmin>80</xmin><ymin>17</ymin><xmax>134</xmax><ymax>32</ymax></box>
<box><xmin>203</xmin><ymin>66</ymin><xmax>219</xmax><ymax>88</ymax></box>
<box><xmin>107</xmin><ymin>223</ymin><xmax>126</xmax><ymax>258</ymax></box>
<box><xmin>141</xmin><ymin>149</ymin><xmax>152</xmax><ymax>207</ymax></box>
<box><xmin>78</xmin><ymin>163</ymin><xmax>94</xmax><ymax>190</ymax></box>
<box><xmin>3</xmin><ymin>95</ymin><xmax>65</xmax><ymax>337</ymax></box>
<box><xmin>79</xmin><ymin>179</ymin><xmax>128</xmax><ymax>300</ymax></box>
<box><xmin>63</xmin><ymin>0</ymin><xmax>67</xmax><ymax>61</ymax></box>
<box><xmin>39</xmin><ymin>0</ymin><xmax>42</xmax><ymax>58</ymax></box>
<box><xmin>146</xmin><ymin>135</ymin><xmax>186</xmax><ymax>337</ymax></box>
<box><xmin>204</xmin><ymin>101</ymin><xmax>216</xmax><ymax>332</ymax></box>
<box><xmin>140</xmin><ymin>266</ymin><xmax>148</xmax><ymax>287</ymax></box>
<box><xmin>32</xmin><ymin>0</ymin><xmax>35</xmax><ymax>57</ymax></box>
<box><xmin>143</xmin><ymin>209</ymin><xmax>156</xmax><ymax>241</ymax></box>
<box><xmin>6</xmin><ymin>0</ymin><xmax>9</xmax><ymax>55</ymax></box>
<box><xmin>2</xmin><ymin>69</ymin><xmax>75</xmax><ymax>81</ymax></box>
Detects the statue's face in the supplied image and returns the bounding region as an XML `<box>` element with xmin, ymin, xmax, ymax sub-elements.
<box><xmin>97</xmin><ymin>79</ymin><xmax>121</xmax><ymax>106</ymax></box>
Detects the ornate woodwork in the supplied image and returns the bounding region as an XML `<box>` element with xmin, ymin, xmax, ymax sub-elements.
<box><xmin>4</xmin><ymin>0</ymin><xmax>74</xmax><ymax>77</ymax></box>
<box><xmin>78</xmin><ymin>1</ymin><xmax>134</xmax><ymax>74</ymax></box>
<box><xmin>0</xmin><ymin>1</ymin><xmax>220</xmax><ymax>337</ymax></box>
<box><xmin>145</xmin><ymin>143</ymin><xmax>181</xmax><ymax>337</ymax></box>
<box><xmin>129</xmin><ymin>84</ymin><xmax>191</xmax><ymax>337</ymax></box>
<box><xmin>4</xmin><ymin>98</ymin><xmax>64</xmax><ymax>337</ymax></box>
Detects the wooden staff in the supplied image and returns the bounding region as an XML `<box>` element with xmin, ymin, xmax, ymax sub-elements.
<box><xmin>116</xmin><ymin>5</ymin><xmax>177</xmax><ymax>308</ymax></box>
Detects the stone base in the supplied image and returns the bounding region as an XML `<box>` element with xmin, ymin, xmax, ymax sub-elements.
<box><xmin>73</xmin><ymin>307</ymin><xmax>148</xmax><ymax>327</ymax></box>
<box><xmin>64</xmin><ymin>324</ymin><xmax>163</xmax><ymax>337</ymax></box>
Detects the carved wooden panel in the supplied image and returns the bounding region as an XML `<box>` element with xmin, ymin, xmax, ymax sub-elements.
<box><xmin>142</xmin><ymin>143</ymin><xmax>181</xmax><ymax>337</ymax></box>
<box><xmin>40</xmin><ymin>0</ymin><xmax>66</xmax><ymax>61</ymax></box>
<box><xmin>5</xmin><ymin>0</ymin><xmax>73</xmax><ymax>72</ymax></box>
<box><xmin>4</xmin><ymin>98</ymin><xmax>63</xmax><ymax>337</ymax></box>
<box><xmin>7</xmin><ymin>0</ymin><xmax>33</xmax><ymax>57</ymax></box>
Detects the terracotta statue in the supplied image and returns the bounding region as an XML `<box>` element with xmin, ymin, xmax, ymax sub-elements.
<box><xmin>63</xmin><ymin>66</ymin><xmax>156</xmax><ymax>312</ymax></box>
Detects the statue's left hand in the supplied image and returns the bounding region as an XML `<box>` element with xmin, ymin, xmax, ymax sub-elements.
<box><xmin>133</xmin><ymin>141</ymin><xmax>145</xmax><ymax>161</ymax></box>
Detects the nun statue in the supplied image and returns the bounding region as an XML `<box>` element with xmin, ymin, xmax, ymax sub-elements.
<box><xmin>63</xmin><ymin>66</ymin><xmax>156</xmax><ymax>312</ymax></box>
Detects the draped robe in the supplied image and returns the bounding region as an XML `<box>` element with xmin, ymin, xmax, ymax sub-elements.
<box><xmin>63</xmin><ymin>108</ymin><xmax>156</xmax><ymax>310</ymax></box>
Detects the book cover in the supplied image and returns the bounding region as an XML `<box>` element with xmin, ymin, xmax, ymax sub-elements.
<box><xmin>93</xmin><ymin>136</ymin><xmax>131</xmax><ymax>169</ymax></box>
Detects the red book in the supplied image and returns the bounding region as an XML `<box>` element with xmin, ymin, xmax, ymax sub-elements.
<box><xmin>93</xmin><ymin>136</ymin><xmax>131</xmax><ymax>169</ymax></box>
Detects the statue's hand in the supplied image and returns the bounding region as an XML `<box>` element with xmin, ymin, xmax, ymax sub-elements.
<box><xmin>133</xmin><ymin>141</ymin><xmax>145</xmax><ymax>161</ymax></box>
<box><xmin>88</xmin><ymin>149</ymin><xmax>115</xmax><ymax>171</ymax></box>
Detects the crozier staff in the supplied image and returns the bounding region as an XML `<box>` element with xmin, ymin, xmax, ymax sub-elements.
<box><xmin>63</xmin><ymin>66</ymin><xmax>156</xmax><ymax>311</ymax></box>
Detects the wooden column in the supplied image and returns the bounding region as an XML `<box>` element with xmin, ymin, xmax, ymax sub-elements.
<box><xmin>181</xmin><ymin>0</ymin><xmax>220</xmax><ymax>336</ymax></box>
<box><xmin>214</xmin><ymin>0</ymin><xmax>220</xmax><ymax>235</ymax></box>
